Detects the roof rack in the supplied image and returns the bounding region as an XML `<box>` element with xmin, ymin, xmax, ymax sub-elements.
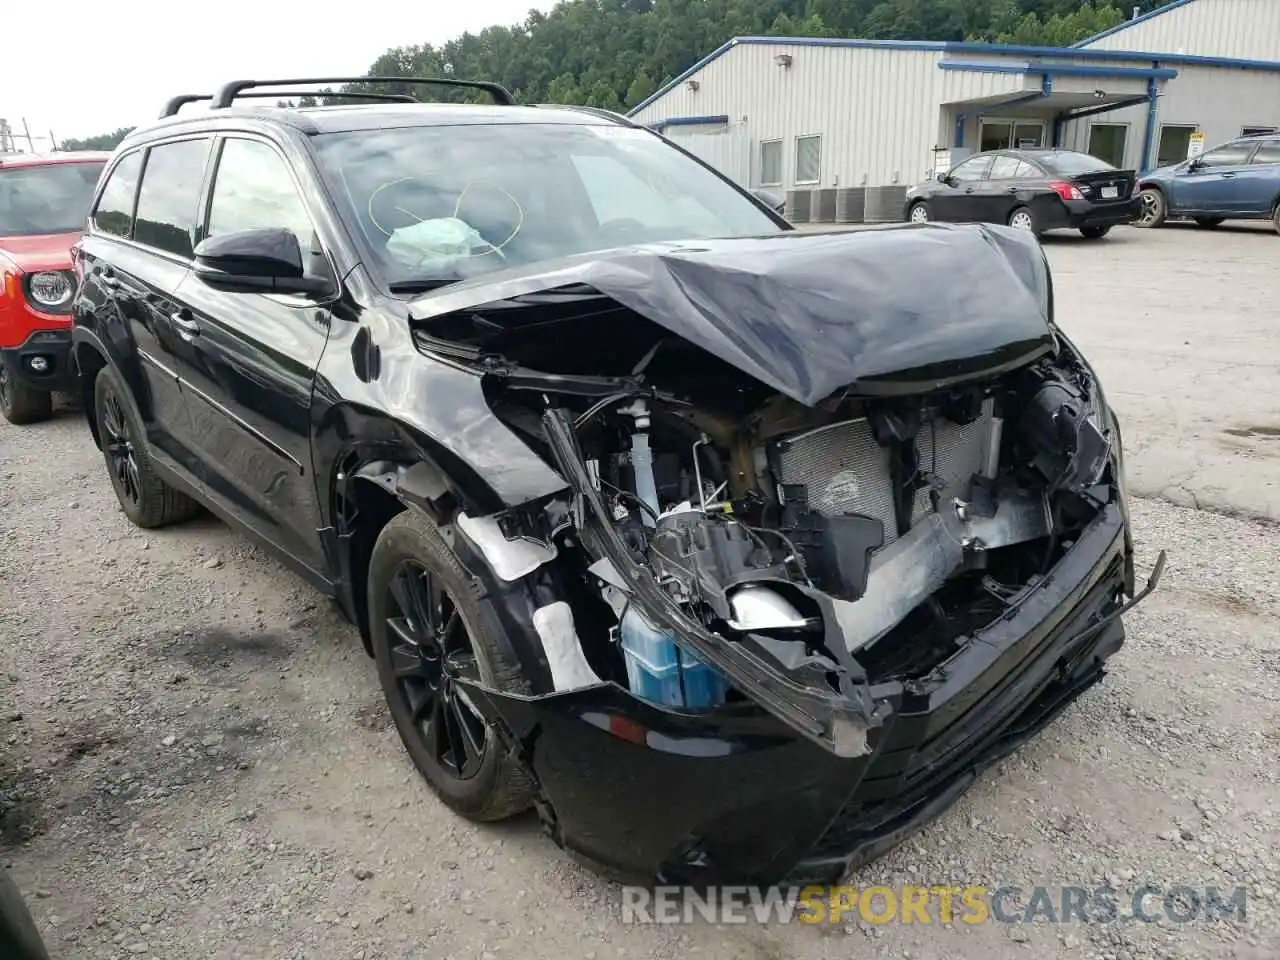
<box><xmin>536</xmin><ymin>104</ymin><xmax>633</xmax><ymax>125</ymax></box>
<box><xmin>206</xmin><ymin>76</ymin><xmax>517</xmax><ymax>111</ymax></box>
<box><xmin>160</xmin><ymin>90</ymin><xmax>419</xmax><ymax>118</ymax></box>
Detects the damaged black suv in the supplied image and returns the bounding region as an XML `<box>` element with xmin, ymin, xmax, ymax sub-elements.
<box><xmin>70</xmin><ymin>76</ymin><xmax>1163</xmax><ymax>886</ymax></box>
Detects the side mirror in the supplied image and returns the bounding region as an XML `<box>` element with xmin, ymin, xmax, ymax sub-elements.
<box><xmin>936</xmin><ymin>171</ymin><xmax>952</xmax><ymax>184</ymax></box>
<box><xmin>193</xmin><ymin>227</ymin><xmax>331</xmax><ymax>296</ymax></box>
<box><xmin>1186</xmin><ymin>157</ymin><xmax>1204</xmax><ymax>172</ymax></box>
<box><xmin>752</xmin><ymin>189</ymin><xmax>784</xmax><ymax>214</ymax></box>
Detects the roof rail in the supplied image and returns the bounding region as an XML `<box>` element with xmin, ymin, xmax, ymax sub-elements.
<box><xmin>535</xmin><ymin>104</ymin><xmax>634</xmax><ymax>125</ymax></box>
<box><xmin>208</xmin><ymin>76</ymin><xmax>517</xmax><ymax>110</ymax></box>
<box><xmin>159</xmin><ymin>89</ymin><xmax>418</xmax><ymax>118</ymax></box>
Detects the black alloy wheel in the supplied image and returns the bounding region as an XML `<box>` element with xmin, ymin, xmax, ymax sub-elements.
<box><xmin>383</xmin><ymin>560</ymin><xmax>488</xmax><ymax>781</ymax></box>
<box><xmin>100</xmin><ymin>387</ymin><xmax>142</xmax><ymax>508</ymax></box>
<box><xmin>368</xmin><ymin>510</ymin><xmax>535</xmax><ymax>821</ymax></box>
<box><xmin>92</xmin><ymin>366</ymin><xmax>201</xmax><ymax>528</ymax></box>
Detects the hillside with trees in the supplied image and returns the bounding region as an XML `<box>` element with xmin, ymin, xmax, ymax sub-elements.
<box><xmin>61</xmin><ymin>0</ymin><xmax>1155</xmax><ymax>148</ymax></box>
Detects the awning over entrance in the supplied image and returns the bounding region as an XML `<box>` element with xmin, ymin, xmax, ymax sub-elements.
<box><xmin>937</xmin><ymin>56</ymin><xmax>1177</xmax><ymax>169</ymax></box>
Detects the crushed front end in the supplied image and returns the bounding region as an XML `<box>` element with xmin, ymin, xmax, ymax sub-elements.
<box><xmin>414</xmin><ymin>225</ymin><xmax>1162</xmax><ymax>885</ymax></box>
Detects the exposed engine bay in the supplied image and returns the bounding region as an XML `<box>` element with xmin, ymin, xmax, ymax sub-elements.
<box><xmin>456</xmin><ymin>319</ymin><xmax>1117</xmax><ymax>721</ymax></box>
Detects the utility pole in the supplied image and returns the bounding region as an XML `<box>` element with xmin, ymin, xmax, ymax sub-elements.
<box><xmin>0</xmin><ymin>119</ymin><xmax>14</xmax><ymax>153</ymax></box>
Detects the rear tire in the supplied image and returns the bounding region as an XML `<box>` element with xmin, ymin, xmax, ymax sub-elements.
<box><xmin>0</xmin><ymin>364</ymin><xmax>53</xmax><ymax>425</ymax></box>
<box><xmin>368</xmin><ymin>510</ymin><xmax>536</xmax><ymax>822</ymax></box>
<box><xmin>1272</xmin><ymin>202</ymin><xmax>1280</xmax><ymax>236</ymax></box>
<box><xmin>907</xmin><ymin>201</ymin><xmax>929</xmax><ymax>224</ymax></box>
<box><xmin>93</xmin><ymin>365</ymin><xmax>202</xmax><ymax>529</ymax></box>
<box><xmin>1080</xmin><ymin>225</ymin><xmax>1112</xmax><ymax>239</ymax></box>
<box><xmin>1135</xmin><ymin>187</ymin><xmax>1166</xmax><ymax>228</ymax></box>
<box><xmin>1193</xmin><ymin>217</ymin><xmax>1224</xmax><ymax>228</ymax></box>
<box><xmin>1007</xmin><ymin>206</ymin><xmax>1039</xmax><ymax>235</ymax></box>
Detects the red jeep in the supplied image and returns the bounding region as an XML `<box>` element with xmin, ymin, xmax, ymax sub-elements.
<box><xmin>0</xmin><ymin>151</ymin><xmax>109</xmax><ymax>424</ymax></box>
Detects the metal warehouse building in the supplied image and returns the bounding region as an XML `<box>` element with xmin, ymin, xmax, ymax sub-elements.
<box><xmin>627</xmin><ymin>0</ymin><xmax>1280</xmax><ymax>223</ymax></box>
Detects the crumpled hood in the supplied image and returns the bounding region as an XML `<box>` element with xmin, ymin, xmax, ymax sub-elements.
<box><xmin>409</xmin><ymin>222</ymin><xmax>1056</xmax><ymax>405</ymax></box>
<box><xmin>0</xmin><ymin>232</ymin><xmax>80</xmax><ymax>272</ymax></box>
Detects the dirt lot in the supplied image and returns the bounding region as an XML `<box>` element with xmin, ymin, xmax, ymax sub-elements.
<box><xmin>2</xmin><ymin>224</ymin><xmax>1279</xmax><ymax>960</ymax></box>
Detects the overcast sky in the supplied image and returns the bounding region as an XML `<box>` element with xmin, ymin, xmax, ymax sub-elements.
<box><xmin>1</xmin><ymin>0</ymin><xmax>549</xmax><ymax>146</ymax></box>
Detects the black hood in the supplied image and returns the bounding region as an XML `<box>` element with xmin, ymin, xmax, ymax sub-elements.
<box><xmin>408</xmin><ymin>223</ymin><xmax>1056</xmax><ymax>405</ymax></box>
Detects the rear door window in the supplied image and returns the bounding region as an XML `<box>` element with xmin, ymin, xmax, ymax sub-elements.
<box><xmin>987</xmin><ymin>156</ymin><xmax>1022</xmax><ymax>179</ymax></box>
<box><xmin>133</xmin><ymin>138</ymin><xmax>213</xmax><ymax>259</ymax></box>
<box><xmin>92</xmin><ymin>152</ymin><xmax>144</xmax><ymax>238</ymax></box>
<box><xmin>1251</xmin><ymin>140</ymin><xmax>1280</xmax><ymax>164</ymax></box>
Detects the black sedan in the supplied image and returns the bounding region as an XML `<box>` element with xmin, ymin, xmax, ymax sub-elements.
<box><xmin>905</xmin><ymin>148</ymin><xmax>1140</xmax><ymax>239</ymax></box>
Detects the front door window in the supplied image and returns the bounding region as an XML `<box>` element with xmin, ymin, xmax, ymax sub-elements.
<box><xmin>979</xmin><ymin>120</ymin><xmax>1046</xmax><ymax>152</ymax></box>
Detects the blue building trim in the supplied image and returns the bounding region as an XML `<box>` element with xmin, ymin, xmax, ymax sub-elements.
<box><xmin>648</xmin><ymin>114</ymin><xmax>730</xmax><ymax>131</ymax></box>
<box><xmin>627</xmin><ymin>34</ymin><xmax>1280</xmax><ymax>118</ymax></box>
<box><xmin>939</xmin><ymin>60</ymin><xmax>1178</xmax><ymax>80</ymax></box>
<box><xmin>1073</xmin><ymin>0</ymin><xmax>1199</xmax><ymax>48</ymax></box>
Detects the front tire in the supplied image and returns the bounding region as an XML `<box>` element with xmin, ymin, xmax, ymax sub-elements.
<box><xmin>907</xmin><ymin>201</ymin><xmax>929</xmax><ymax>223</ymax></box>
<box><xmin>368</xmin><ymin>510</ymin><xmax>535</xmax><ymax>822</ymax></box>
<box><xmin>0</xmin><ymin>364</ymin><xmax>53</xmax><ymax>425</ymax></box>
<box><xmin>93</xmin><ymin>366</ymin><xmax>201</xmax><ymax>528</ymax></box>
<box><xmin>1135</xmin><ymin>188</ymin><xmax>1166</xmax><ymax>228</ymax></box>
<box><xmin>1272</xmin><ymin>201</ymin><xmax>1280</xmax><ymax>236</ymax></box>
<box><xmin>1080</xmin><ymin>225</ymin><xmax>1112</xmax><ymax>239</ymax></box>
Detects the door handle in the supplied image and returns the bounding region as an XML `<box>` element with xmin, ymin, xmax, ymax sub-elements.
<box><xmin>1221</xmin><ymin>172</ymin><xmax>1236</xmax><ymax>178</ymax></box>
<box><xmin>170</xmin><ymin>311</ymin><xmax>200</xmax><ymax>336</ymax></box>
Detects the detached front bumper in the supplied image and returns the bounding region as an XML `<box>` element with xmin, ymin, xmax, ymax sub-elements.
<box><xmin>461</xmin><ymin>502</ymin><xmax>1149</xmax><ymax>886</ymax></box>
<box><xmin>0</xmin><ymin>328</ymin><xmax>75</xmax><ymax>394</ymax></box>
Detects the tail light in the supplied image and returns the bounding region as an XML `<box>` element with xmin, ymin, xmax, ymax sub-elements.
<box><xmin>1050</xmin><ymin>180</ymin><xmax>1085</xmax><ymax>201</ymax></box>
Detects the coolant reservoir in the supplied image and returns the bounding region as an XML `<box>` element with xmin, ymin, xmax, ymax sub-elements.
<box><xmin>618</xmin><ymin>606</ymin><xmax>727</xmax><ymax>708</ymax></box>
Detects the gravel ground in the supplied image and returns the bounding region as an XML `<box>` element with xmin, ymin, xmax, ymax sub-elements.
<box><xmin>2</xmin><ymin>395</ymin><xmax>1279</xmax><ymax>960</ymax></box>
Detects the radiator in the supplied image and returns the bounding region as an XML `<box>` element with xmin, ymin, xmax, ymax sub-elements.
<box><xmin>774</xmin><ymin>418</ymin><xmax>900</xmax><ymax>545</ymax></box>
<box><xmin>911</xmin><ymin>406</ymin><xmax>995</xmax><ymax>522</ymax></box>
<box><xmin>773</xmin><ymin>409</ymin><xmax>996</xmax><ymax>545</ymax></box>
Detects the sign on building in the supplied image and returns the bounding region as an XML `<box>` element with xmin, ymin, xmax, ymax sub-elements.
<box><xmin>1187</xmin><ymin>130</ymin><xmax>1205</xmax><ymax>159</ymax></box>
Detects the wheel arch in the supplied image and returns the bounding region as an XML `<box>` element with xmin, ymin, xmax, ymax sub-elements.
<box><xmin>70</xmin><ymin>328</ymin><xmax>154</xmax><ymax>451</ymax></box>
<box><xmin>72</xmin><ymin>340</ymin><xmax>109</xmax><ymax>449</ymax></box>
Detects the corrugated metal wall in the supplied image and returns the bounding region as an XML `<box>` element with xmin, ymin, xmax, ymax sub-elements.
<box><xmin>631</xmin><ymin>43</ymin><xmax>957</xmax><ymax>190</ymax></box>
<box><xmin>1060</xmin><ymin>64</ymin><xmax>1280</xmax><ymax>170</ymax></box>
<box><xmin>1081</xmin><ymin>0</ymin><xmax>1280</xmax><ymax>62</ymax></box>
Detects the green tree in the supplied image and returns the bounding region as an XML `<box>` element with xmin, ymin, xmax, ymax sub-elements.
<box><xmin>59</xmin><ymin>127</ymin><xmax>133</xmax><ymax>151</ymax></box>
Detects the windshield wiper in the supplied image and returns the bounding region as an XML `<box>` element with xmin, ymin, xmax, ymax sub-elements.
<box><xmin>388</xmin><ymin>277</ymin><xmax>463</xmax><ymax>295</ymax></box>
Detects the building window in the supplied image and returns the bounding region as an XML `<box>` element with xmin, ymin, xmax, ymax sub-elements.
<box><xmin>794</xmin><ymin>135</ymin><xmax>821</xmax><ymax>184</ymax></box>
<box><xmin>1088</xmin><ymin>123</ymin><xmax>1128</xmax><ymax>168</ymax></box>
<box><xmin>979</xmin><ymin>119</ymin><xmax>1045</xmax><ymax>152</ymax></box>
<box><xmin>759</xmin><ymin>139</ymin><xmax>782</xmax><ymax>186</ymax></box>
<box><xmin>1156</xmin><ymin>125</ymin><xmax>1198</xmax><ymax>166</ymax></box>
<box><xmin>1242</xmin><ymin>125</ymin><xmax>1278</xmax><ymax>137</ymax></box>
